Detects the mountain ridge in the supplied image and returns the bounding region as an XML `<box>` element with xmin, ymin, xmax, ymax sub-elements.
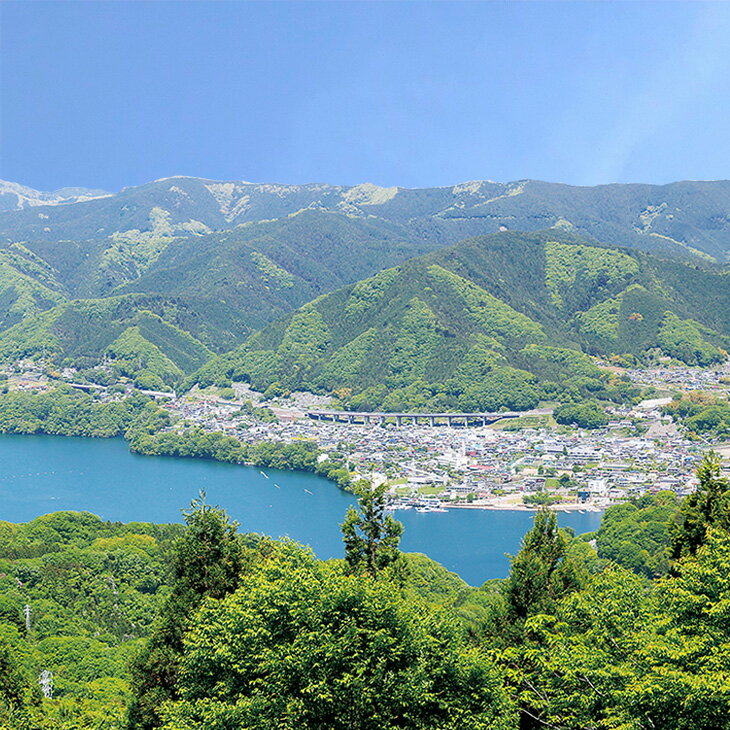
<box><xmin>3</xmin><ymin>175</ymin><xmax>730</xmax><ymax>260</ymax></box>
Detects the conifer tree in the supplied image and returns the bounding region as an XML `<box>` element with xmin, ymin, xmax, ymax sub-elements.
<box><xmin>504</xmin><ymin>508</ymin><xmax>585</xmax><ymax>622</ymax></box>
<box><xmin>341</xmin><ymin>480</ymin><xmax>404</xmax><ymax>579</ymax></box>
<box><xmin>126</xmin><ymin>493</ymin><xmax>247</xmax><ymax>730</ymax></box>
<box><xmin>670</xmin><ymin>450</ymin><xmax>730</xmax><ymax>562</ymax></box>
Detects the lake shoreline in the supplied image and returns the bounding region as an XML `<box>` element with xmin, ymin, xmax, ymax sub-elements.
<box><xmin>442</xmin><ymin>502</ymin><xmax>603</xmax><ymax>513</ymax></box>
<box><xmin>1</xmin><ymin>433</ymin><xmax>604</xmax><ymax>584</ymax></box>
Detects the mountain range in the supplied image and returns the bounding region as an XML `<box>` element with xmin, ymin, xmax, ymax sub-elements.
<box><xmin>0</xmin><ymin>176</ymin><xmax>728</xmax><ymax>404</ymax></box>
<box><xmin>5</xmin><ymin>176</ymin><xmax>730</xmax><ymax>259</ymax></box>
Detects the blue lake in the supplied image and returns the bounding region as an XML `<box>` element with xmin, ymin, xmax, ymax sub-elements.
<box><xmin>0</xmin><ymin>434</ymin><xmax>603</xmax><ymax>585</ymax></box>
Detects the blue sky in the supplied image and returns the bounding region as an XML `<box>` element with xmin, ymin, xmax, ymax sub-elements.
<box><xmin>2</xmin><ymin>1</ymin><xmax>730</xmax><ymax>192</ymax></box>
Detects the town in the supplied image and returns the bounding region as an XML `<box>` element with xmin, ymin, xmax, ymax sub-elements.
<box><xmin>5</xmin><ymin>359</ymin><xmax>727</xmax><ymax>513</ymax></box>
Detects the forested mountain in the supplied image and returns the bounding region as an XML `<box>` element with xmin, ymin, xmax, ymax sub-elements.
<box><xmin>5</xmin><ymin>176</ymin><xmax>730</xmax><ymax>260</ymax></box>
<box><xmin>2</xmin><ymin>176</ymin><xmax>730</xmax><ymax>401</ymax></box>
<box><xmin>193</xmin><ymin>230</ymin><xmax>730</xmax><ymax>411</ymax></box>
<box><xmin>0</xmin><ymin>210</ymin><xmax>456</xmax><ymax>353</ymax></box>
<box><xmin>0</xmin><ymin>298</ymin><xmax>213</xmax><ymax>390</ymax></box>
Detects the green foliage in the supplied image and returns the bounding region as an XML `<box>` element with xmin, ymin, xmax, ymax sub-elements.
<box><xmin>0</xmin><ymin>512</ymin><xmax>184</xmax><ymax>729</ymax></box>
<box><xmin>128</xmin><ymin>429</ymin><xmax>353</xmax><ymax>490</ymax></box>
<box><xmin>554</xmin><ymin>400</ymin><xmax>609</xmax><ymax>429</ymax></box>
<box><xmin>126</xmin><ymin>494</ymin><xmax>249</xmax><ymax>730</ymax></box>
<box><xmin>160</xmin><ymin>542</ymin><xmax>516</xmax><ymax>730</ymax></box>
<box><xmin>249</xmin><ymin>251</ymin><xmax>295</xmax><ymax>289</ymax></box>
<box><xmin>502</xmin><ymin>509</ymin><xmax>587</xmax><ymax>625</ymax></box>
<box><xmin>626</xmin><ymin>527</ymin><xmax>730</xmax><ymax>730</ymax></box>
<box><xmin>657</xmin><ymin>311</ymin><xmax>725</xmax><ymax>366</ymax></box>
<box><xmin>0</xmin><ymin>387</ymin><xmax>156</xmax><ymax>438</ymax></box>
<box><xmin>523</xmin><ymin>492</ymin><xmax>562</xmax><ymax>506</ymax></box>
<box><xmin>107</xmin><ymin>327</ymin><xmax>183</xmax><ymax>389</ymax></box>
<box><xmin>594</xmin><ymin>491</ymin><xmax>679</xmax><ymax>577</ymax></box>
<box><xmin>341</xmin><ymin>481</ymin><xmax>404</xmax><ymax>578</ymax></box>
<box><xmin>426</xmin><ymin>265</ymin><xmax>544</xmax><ymax>343</ymax></box>
<box><xmin>664</xmin><ymin>392</ymin><xmax>730</xmax><ymax>437</ymax></box>
<box><xmin>544</xmin><ymin>240</ymin><xmax>639</xmax><ymax>310</ymax></box>
<box><xmin>670</xmin><ymin>451</ymin><xmax>730</xmax><ymax>562</ymax></box>
<box><xmin>0</xmin><ymin>297</ymin><xmax>213</xmax><ymax>383</ymax></box>
<box><xmin>503</xmin><ymin>565</ymin><xmax>653</xmax><ymax>730</ymax></box>
<box><xmin>0</xmin><ymin>250</ymin><xmax>67</xmax><ymax>331</ymax></box>
<box><xmin>343</xmin><ymin>267</ymin><xmax>400</xmax><ymax>318</ymax></box>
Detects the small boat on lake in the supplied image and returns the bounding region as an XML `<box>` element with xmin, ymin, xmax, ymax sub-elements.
<box><xmin>304</xmin><ymin>488</ymin><xmax>313</xmax><ymax>495</ymax></box>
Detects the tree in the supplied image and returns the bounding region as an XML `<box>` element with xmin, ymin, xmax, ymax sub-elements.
<box><xmin>160</xmin><ymin>543</ymin><xmax>516</xmax><ymax>730</ymax></box>
<box><xmin>670</xmin><ymin>451</ymin><xmax>730</xmax><ymax>563</ymax></box>
<box><xmin>0</xmin><ymin>636</ymin><xmax>37</xmax><ymax>728</ymax></box>
<box><xmin>503</xmin><ymin>566</ymin><xmax>651</xmax><ymax>730</ymax></box>
<box><xmin>126</xmin><ymin>494</ymin><xmax>249</xmax><ymax>730</ymax></box>
<box><xmin>504</xmin><ymin>508</ymin><xmax>586</xmax><ymax>624</ymax></box>
<box><xmin>340</xmin><ymin>480</ymin><xmax>403</xmax><ymax>579</ymax></box>
<box><xmin>628</xmin><ymin>527</ymin><xmax>730</xmax><ymax>730</ymax></box>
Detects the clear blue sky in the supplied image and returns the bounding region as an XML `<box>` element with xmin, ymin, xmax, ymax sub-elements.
<box><xmin>3</xmin><ymin>1</ymin><xmax>730</xmax><ymax>192</ymax></box>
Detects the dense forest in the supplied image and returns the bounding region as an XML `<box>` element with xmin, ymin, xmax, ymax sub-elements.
<box><xmin>2</xmin><ymin>454</ymin><xmax>730</xmax><ymax>729</ymax></box>
<box><xmin>191</xmin><ymin>231</ymin><xmax>729</xmax><ymax>412</ymax></box>
<box><xmin>1</xmin><ymin>226</ymin><xmax>729</xmax><ymax>413</ymax></box>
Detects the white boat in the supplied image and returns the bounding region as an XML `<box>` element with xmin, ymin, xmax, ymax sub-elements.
<box><xmin>415</xmin><ymin>506</ymin><xmax>434</xmax><ymax>513</ymax></box>
<box><xmin>273</xmin><ymin>483</ymin><xmax>281</xmax><ymax>489</ymax></box>
<box><xmin>304</xmin><ymin>488</ymin><xmax>313</xmax><ymax>495</ymax></box>
<box><xmin>260</xmin><ymin>471</ymin><xmax>269</xmax><ymax>479</ymax></box>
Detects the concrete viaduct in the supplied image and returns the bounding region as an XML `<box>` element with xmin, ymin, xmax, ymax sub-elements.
<box><xmin>304</xmin><ymin>409</ymin><xmax>528</xmax><ymax>427</ymax></box>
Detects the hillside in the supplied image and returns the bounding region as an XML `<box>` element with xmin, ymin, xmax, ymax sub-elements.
<box><xmin>192</xmin><ymin>230</ymin><xmax>730</xmax><ymax>412</ymax></box>
<box><xmin>0</xmin><ymin>209</ymin><xmax>456</xmax><ymax>351</ymax></box>
<box><xmin>0</xmin><ymin>296</ymin><xmax>213</xmax><ymax>389</ymax></box>
<box><xmin>4</xmin><ymin>176</ymin><xmax>730</xmax><ymax>260</ymax></box>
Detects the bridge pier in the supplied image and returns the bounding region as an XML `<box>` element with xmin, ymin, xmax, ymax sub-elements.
<box><xmin>304</xmin><ymin>410</ymin><xmax>521</xmax><ymax>427</ymax></box>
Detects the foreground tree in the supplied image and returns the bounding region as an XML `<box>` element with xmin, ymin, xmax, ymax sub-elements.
<box><xmin>503</xmin><ymin>508</ymin><xmax>586</xmax><ymax>624</ymax></box>
<box><xmin>161</xmin><ymin>542</ymin><xmax>516</xmax><ymax>730</ymax></box>
<box><xmin>126</xmin><ymin>494</ymin><xmax>248</xmax><ymax>730</ymax></box>
<box><xmin>628</xmin><ymin>526</ymin><xmax>730</xmax><ymax>730</ymax></box>
<box><xmin>670</xmin><ymin>450</ymin><xmax>730</xmax><ymax>562</ymax></box>
<box><xmin>341</xmin><ymin>480</ymin><xmax>404</xmax><ymax>578</ymax></box>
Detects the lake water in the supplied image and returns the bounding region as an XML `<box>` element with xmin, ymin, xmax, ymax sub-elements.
<box><xmin>0</xmin><ymin>434</ymin><xmax>603</xmax><ymax>585</ymax></box>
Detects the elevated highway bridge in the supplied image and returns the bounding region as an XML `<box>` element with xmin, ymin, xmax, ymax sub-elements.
<box><xmin>304</xmin><ymin>408</ymin><xmax>551</xmax><ymax>427</ymax></box>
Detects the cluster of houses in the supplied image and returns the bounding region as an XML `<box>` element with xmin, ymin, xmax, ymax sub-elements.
<box><xmin>155</xmin><ymin>392</ymin><xmax>706</xmax><ymax>510</ymax></box>
<box><xmin>3</xmin><ymin>361</ymin><xmax>721</xmax><ymax>511</ymax></box>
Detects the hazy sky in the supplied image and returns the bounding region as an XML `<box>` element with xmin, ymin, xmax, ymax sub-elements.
<box><xmin>3</xmin><ymin>1</ymin><xmax>730</xmax><ymax>192</ymax></box>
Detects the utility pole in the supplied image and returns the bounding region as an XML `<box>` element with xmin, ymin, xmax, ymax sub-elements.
<box><xmin>24</xmin><ymin>604</ymin><xmax>31</xmax><ymax>632</ymax></box>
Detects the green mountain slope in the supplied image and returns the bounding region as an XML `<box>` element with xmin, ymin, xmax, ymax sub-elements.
<box><xmin>0</xmin><ymin>244</ymin><xmax>68</xmax><ymax>329</ymax></box>
<box><xmin>0</xmin><ymin>296</ymin><xmax>213</xmax><ymax>387</ymax></box>
<box><xmin>7</xmin><ymin>210</ymin><xmax>453</xmax><ymax>350</ymax></box>
<box><xmin>192</xmin><ymin>231</ymin><xmax>730</xmax><ymax>411</ymax></box>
